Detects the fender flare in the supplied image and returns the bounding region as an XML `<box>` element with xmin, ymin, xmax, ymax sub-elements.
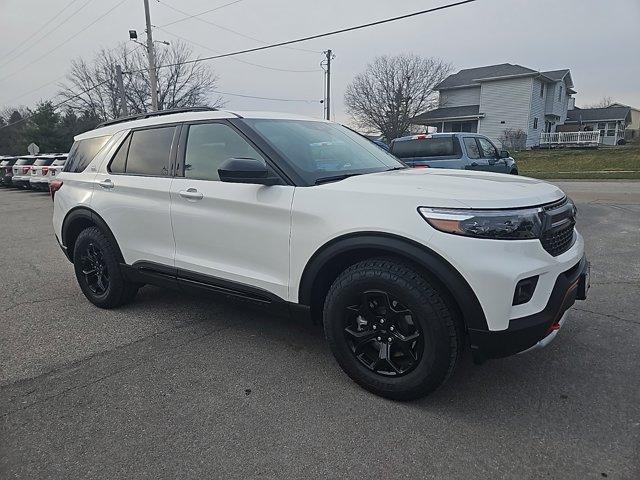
<box><xmin>61</xmin><ymin>206</ymin><xmax>125</xmax><ymax>263</ymax></box>
<box><xmin>298</xmin><ymin>232</ymin><xmax>488</xmax><ymax>331</ymax></box>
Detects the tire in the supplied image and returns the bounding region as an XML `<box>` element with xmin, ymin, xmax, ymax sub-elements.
<box><xmin>510</xmin><ymin>169</ymin><xmax>519</xmax><ymax>175</ymax></box>
<box><xmin>73</xmin><ymin>226</ymin><xmax>139</xmax><ymax>308</ymax></box>
<box><xmin>323</xmin><ymin>257</ymin><xmax>460</xmax><ymax>400</ymax></box>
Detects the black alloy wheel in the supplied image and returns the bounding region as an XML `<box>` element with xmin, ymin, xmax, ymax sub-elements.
<box><xmin>344</xmin><ymin>290</ymin><xmax>423</xmax><ymax>376</ymax></box>
<box><xmin>80</xmin><ymin>242</ymin><xmax>110</xmax><ymax>296</ymax></box>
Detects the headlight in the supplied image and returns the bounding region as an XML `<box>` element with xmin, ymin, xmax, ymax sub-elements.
<box><xmin>418</xmin><ymin>206</ymin><xmax>543</xmax><ymax>240</ymax></box>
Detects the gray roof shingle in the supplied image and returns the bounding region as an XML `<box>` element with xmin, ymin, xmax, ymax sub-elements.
<box><xmin>541</xmin><ymin>69</ymin><xmax>569</xmax><ymax>81</ymax></box>
<box><xmin>566</xmin><ymin>106</ymin><xmax>631</xmax><ymax>123</ymax></box>
<box><xmin>412</xmin><ymin>105</ymin><xmax>481</xmax><ymax>122</ymax></box>
<box><xmin>435</xmin><ymin>63</ymin><xmax>537</xmax><ymax>89</ymax></box>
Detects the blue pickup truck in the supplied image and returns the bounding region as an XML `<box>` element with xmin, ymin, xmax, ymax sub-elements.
<box><xmin>390</xmin><ymin>132</ymin><xmax>518</xmax><ymax>174</ymax></box>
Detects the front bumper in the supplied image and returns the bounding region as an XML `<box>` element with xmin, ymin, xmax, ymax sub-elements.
<box><xmin>469</xmin><ymin>254</ymin><xmax>589</xmax><ymax>362</ymax></box>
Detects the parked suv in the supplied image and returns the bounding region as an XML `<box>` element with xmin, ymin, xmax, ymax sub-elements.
<box><xmin>11</xmin><ymin>156</ymin><xmax>38</xmax><ymax>188</ymax></box>
<box><xmin>0</xmin><ymin>156</ymin><xmax>18</xmax><ymax>186</ymax></box>
<box><xmin>29</xmin><ymin>155</ymin><xmax>60</xmax><ymax>191</ymax></box>
<box><xmin>391</xmin><ymin>133</ymin><xmax>518</xmax><ymax>174</ymax></box>
<box><xmin>52</xmin><ymin>108</ymin><xmax>588</xmax><ymax>400</ymax></box>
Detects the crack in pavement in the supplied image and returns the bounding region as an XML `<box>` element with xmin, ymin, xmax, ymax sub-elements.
<box><xmin>573</xmin><ymin>307</ymin><xmax>640</xmax><ymax>327</ymax></box>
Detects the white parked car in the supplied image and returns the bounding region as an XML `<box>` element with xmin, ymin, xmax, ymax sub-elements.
<box><xmin>51</xmin><ymin>108</ymin><xmax>589</xmax><ymax>400</ymax></box>
<box><xmin>30</xmin><ymin>154</ymin><xmax>67</xmax><ymax>191</ymax></box>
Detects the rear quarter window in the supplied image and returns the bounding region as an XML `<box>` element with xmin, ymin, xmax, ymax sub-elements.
<box><xmin>391</xmin><ymin>137</ymin><xmax>459</xmax><ymax>158</ymax></box>
<box><xmin>63</xmin><ymin>135</ymin><xmax>111</xmax><ymax>173</ymax></box>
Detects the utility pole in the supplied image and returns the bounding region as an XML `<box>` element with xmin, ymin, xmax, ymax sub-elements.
<box><xmin>143</xmin><ymin>0</ymin><xmax>159</xmax><ymax>111</ymax></box>
<box><xmin>322</xmin><ymin>49</ymin><xmax>334</xmax><ymax>120</ymax></box>
<box><xmin>115</xmin><ymin>65</ymin><xmax>128</xmax><ymax>117</ymax></box>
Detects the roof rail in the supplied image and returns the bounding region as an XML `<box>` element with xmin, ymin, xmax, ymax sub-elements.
<box><xmin>97</xmin><ymin>106</ymin><xmax>217</xmax><ymax>128</ymax></box>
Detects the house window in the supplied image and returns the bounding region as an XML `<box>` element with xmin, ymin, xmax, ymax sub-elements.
<box><xmin>606</xmin><ymin>130</ymin><xmax>615</xmax><ymax>137</ymax></box>
<box><xmin>597</xmin><ymin>122</ymin><xmax>606</xmax><ymax>129</ymax></box>
<box><xmin>558</xmin><ymin>85</ymin><xmax>563</xmax><ymax>101</ymax></box>
<box><xmin>533</xmin><ymin>117</ymin><xmax>538</xmax><ymax>130</ymax></box>
<box><xmin>540</xmin><ymin>83</ymin><xmax>544</xmax><ymax>98</ymax></box>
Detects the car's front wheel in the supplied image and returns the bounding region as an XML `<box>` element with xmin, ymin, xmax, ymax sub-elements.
<box><xmin>323</xmin><ymin>258</ymin><xmax>460</xmax><ymax>400</ymax></box>
<box><xmin>73</xmin><ymin>226</ymin><xmax>139</xmax><ymax>308</ymax></box>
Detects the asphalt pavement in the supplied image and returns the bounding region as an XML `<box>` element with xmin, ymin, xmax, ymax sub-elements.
<box><xmin>1</xmin><ymin>181</ymin><xmax>639</xmax><ymax>479</ymax></box>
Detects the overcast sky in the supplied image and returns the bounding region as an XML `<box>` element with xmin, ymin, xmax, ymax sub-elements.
<box><xmin>1</xmin><ymin>0</ymin><xmax>639</xmax><ymax>125</ymax></box>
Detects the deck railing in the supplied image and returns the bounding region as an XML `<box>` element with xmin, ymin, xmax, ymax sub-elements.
<box><xmin>539</xmin><ymin>131</ymin><xmax>601</xmax><ymax>146</ymax></box>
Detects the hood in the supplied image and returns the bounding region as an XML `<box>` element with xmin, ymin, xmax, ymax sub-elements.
<box><xmin>320</xmin><ymin>168</ymin><xmax>565</xmax><ymax>209</ymax></box>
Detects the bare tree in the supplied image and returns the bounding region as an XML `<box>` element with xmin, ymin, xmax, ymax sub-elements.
<box><xmin>344</xmin><ymin>54</ymin><xmax>451</xmax><ymax>141</ymax></box>
<box><xmin>498</xmin><ymin>128</ymin><xmax>527</xmax><ymax>151</ymax></box>
<box><xmin>586</xmin><ymin>96</ymin><xmax>614</xmax><ymax>108</ymax></box>
<box><xmin>58</xmin><ymin>41</ymin><xmax>223</xmax><ymax>120</ymax></box>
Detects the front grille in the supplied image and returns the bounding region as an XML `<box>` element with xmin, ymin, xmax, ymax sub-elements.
<box><xmin>541</xmin><ymin>221</ymin><xmax>575</xmax><ymax>256</ymax></box>
<box><xmin>539</xmin><ymin>197</ymin><xmax>576</xmax><ymax>256</ymax></box>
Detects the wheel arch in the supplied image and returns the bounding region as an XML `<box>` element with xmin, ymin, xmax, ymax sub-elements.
<box><xmin>61</xmin><ymin>207</ymin><xmax>125</xmax><ymax>263</ymax></box>
<box><xmin>298</xmin><ymin>232</ymin><xmax>488</xmax><ymax>331</ymax></box>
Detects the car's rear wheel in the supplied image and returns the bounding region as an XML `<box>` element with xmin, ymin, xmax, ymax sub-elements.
<box><xmin>73</xmin><ymin>226</ymin><xmax>139</xmax><ymax>308</ymax></box>
<box><xmin>323</xmin><ymin>258</ymin><xmax>460</xmax><ymax>400</ymax></box>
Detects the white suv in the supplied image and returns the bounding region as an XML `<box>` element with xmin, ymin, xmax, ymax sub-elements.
<box><xmin>52</xmin><ymin>108</ymin><xmax>589</xmax><ymax>400</ymax></box>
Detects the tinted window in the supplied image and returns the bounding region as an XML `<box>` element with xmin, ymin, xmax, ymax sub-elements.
<box><xmin>477</xmin><ymin>137</ymin><xmax>497</xmax><ymax>158</ymax></box>
<box><xmin>33</xmin><ymin>158</ymin><xmax>55</xmax><ymax>166</ymax></box>
<box><xmin>125</xmin><ymin>127</ymin><xmax>175</xmax><ymax>176</ymax></box>
<box><xmin>64</xmin><ymin>136</ymin><xmax>111</xmax><ymax>173</ymax></box>
<box><xmin>392</xmin><ymin>137</ymin><xmax>456</xmax><ymax>158</ymax></box>
<box><xmin>184</xmin><ymin>123</ymin><xmax>264</xmax><ymax>181</ymax></box>
<box><xmin>463</xmin><ymin>138</ymin><xmax>481</xmax><ymax>159</ymax></box>
<box><xmin>108</xmin><ymin>135</ymin><xmax>130</xmax><ymax>174</ymax></box>
<box><xmin>15</xmin><ymin>158</ymin><xmax>35</xmax><ymax>165</ymax></box>
<box><xmin>244</xmin><ymin>119</ymin><xmax>403</xmax><ymax>184</ymax></box>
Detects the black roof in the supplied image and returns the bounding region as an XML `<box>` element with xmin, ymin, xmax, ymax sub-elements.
<box><xmin>566</xmin><ymin>106</ymin><xmax>631</xmax><ymax>123</ymax></box>
<box><xmin>412</xmin><ymin>105</ymin><xmax>481</xmax><ymax>122</ymax></box>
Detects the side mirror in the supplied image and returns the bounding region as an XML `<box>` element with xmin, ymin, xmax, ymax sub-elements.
<box><xmin>499</xmin><ymin>150</ymin><xmax>510</xmax><ymax>159</ymax></box>
<box><xmin>218</xmin><ymin>157</ymin><xmax>281</xmax><ymax>185</ymax></box>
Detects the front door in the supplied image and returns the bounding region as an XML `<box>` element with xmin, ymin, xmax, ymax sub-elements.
<box><xmin>169</xmin><ymin>121</ymin><xmax>294</xmax><ymax>300</ymax></box>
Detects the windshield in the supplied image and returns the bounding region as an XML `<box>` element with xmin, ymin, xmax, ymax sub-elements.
<box><xmin>243</xmin><ymin>119</ymin><xmax>404</xmax><ymax>184</ymax></box>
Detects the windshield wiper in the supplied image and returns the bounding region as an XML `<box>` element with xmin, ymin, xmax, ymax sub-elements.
<box><xmin>314</xmin><ymin>173</ymin><xmax>364</xmax><ymax>185</ymax></box>
<box><xmin>385</xmin><ymin>166</ymin><xmax>407</xmax><ymax>171</ymax></box>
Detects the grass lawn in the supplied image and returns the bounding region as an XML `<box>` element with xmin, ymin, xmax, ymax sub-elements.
<box><xmin>513</xmin><ymin>143</ymin><xmax>640</xmax><ymax>179</ymax></box>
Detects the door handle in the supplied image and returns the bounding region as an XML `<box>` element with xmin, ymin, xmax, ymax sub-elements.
<box><xmin>98</xmin><ymin>179</ymin><xmax>114</xmax><ymax>189</ymax></box>
<box><xmin>179</xmin><ymin>188</ymin><xmax>203</xmax><ymax>200</ymax></box>
<box><xmin>470</xmin><ymin>162</ymin><xmax>478</xmax><ymax>167</ymax></box>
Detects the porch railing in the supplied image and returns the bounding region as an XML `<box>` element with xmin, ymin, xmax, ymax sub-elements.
<box><xmin>539</xmin><ymin>131</ymin><xmax>601</xmax><ymax>146</ymax></box>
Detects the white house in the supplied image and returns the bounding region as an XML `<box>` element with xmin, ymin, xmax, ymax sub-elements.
<box><xmin>412</xmin><ymin>63</ymin><xmax>575</xmax><ymax>148</ymax></box>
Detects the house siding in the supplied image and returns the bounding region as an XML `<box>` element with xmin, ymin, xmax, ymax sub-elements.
<box><xmin>439</xmin><ymin>87</ymin><xmax>481</xmax><ymax>107</ymax></box>
<box><xmin>478</xmin><ymin>77</ymin><xmax>533</xmax><ymax>147</ymax></box>
<box><xmin>527</xmin><ymin>78</ymin><xmax>546</xmax><ymax>147</ymax></box>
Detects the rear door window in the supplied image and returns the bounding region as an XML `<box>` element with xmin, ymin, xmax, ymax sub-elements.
<box><xmin>392</xmin><ymin>137</ymin><xmax>457</xmax><ymax>158</ymax></box>
<box><xmin>109</xmin><ymin>127</ymin><xmax>175</xmax><ymax>176</ymax></box>
<box><xmin>463</xmin><ymin>137</ymin><xmax>481</xmax><ymax>159</ymax></box>
<box><xmin>64</xmin><ymin>136</ymin><xmax>111</xmax><ymax>172</ymax></box>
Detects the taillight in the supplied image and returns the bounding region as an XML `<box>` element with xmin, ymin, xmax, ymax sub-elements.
<box><xmin>23</xmin><ymin>166</ymin><xmax>30</xmax><ymax>174</ymax></box>
<box><xmin>413</xmin><ymin>165</ymin><xmax>430</xmax><ymax>169</ymax></box>
<box><xmin>50</xmin><ymin>180</ymin><xmax>63</xmax><ymax>200</ymax></box>
<box><xmin>42</xmin><ymin>167</ymin><xmax>49</xmax><ymax>175</ymax></box>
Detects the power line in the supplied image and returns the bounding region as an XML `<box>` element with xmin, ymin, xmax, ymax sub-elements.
<box><xmin>156</xmin><ymin>26</ymin><xmax>321</xmax><ymax>73</ymax></box>
<box><xmin>212</xmin><ymin>90</ymin><xmax>320</xmax><ymax>103</ymax></box>
<box><xmin>0</xmin><ymin>0</ymin><xmax>130</xmax><ymax>83</ymax></box>
<box><xmin>157</xmin><ymin>0</ymin><xmax>246</xmax><ymax>28</ymax></box>
<box><xmin>0</xmin><ymin>0</ymin><xmax>95</xmax><ymax>70</ymax></box>
<box><xmin>130</xmin><ymin>0</ymin><xmax>478</xmax><ymax>75</ymax></box>
<box><xmin>2</xmin><ymin>44</ymin><xmax>145</xmax><ymax>105</ymax></box>
<box><xmin>1</xmin><ymin>0</ymin><xmax>478</xmax><ymax>130</ymax></box>
<box><xmin>0</xmin><ymin>0</ymin><xmax>82</xmax><ymax>63</ymax></box>
<box><xmin>156</xmin><ymin>0</ymin><xmax>321</xmax><ymax>54</ymax></box>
